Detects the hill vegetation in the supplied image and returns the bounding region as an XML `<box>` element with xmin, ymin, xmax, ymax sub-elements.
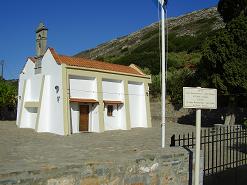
<box><xmin>76</xmin><ymin>7</ymin><xmax>224</xmax><ymax>61</ymax></box>
<box><xmin>76</xmin><ymin>3</ymin><xmax>247</xmax><ymax>126</ymax></box>
<box><xmin>75</xmin><ymin>7</ymin><xmax>225</xmax><ymax>104</ymax></box>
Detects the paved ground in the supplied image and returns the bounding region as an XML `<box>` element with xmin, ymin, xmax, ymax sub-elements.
<box><xmin>0</xmin><ymin>120</ymin><xmax>195</xmax><ymax>175</ymax></box>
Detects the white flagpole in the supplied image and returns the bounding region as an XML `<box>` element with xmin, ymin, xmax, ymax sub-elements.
<box><xmin>160</xmin><ymin>0</ymin><xmax>166</xmax><ymax>148</ymax></box>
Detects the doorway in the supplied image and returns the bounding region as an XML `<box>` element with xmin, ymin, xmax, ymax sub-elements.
<box><xmin>79</xmin><ymin>105</ymin><xmax>89</xmax><ymax>132</ymax></box>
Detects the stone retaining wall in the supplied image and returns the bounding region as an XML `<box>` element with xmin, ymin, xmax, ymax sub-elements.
<box><xmin>0</xmin><ymin>148</ymin><xmax>199</xmax><ymax>185</ymax></box>
<box><xmin>151</xmin><ymin>101</ymin><xmax>247</xmax><ymax>126</ymax></box>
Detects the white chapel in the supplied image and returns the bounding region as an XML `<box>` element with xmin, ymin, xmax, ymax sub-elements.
<box><xmin>17</xmin><ymin>23</ymin><xmax>152</xmax><ymax>135</ymax></box>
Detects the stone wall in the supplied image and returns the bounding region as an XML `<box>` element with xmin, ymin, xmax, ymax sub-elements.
<box><xmin>151</xmin><ymin>101</ymin><xmax>247</xmax><ymax>127</ymax></box>
<box><xmin>150</xmin><ymin>101</ymin><xmax>191</xmax><ymax>125</ymax></box>
<box><xmin>0</xmin><ymin>147</ymin><xmax>201</xmax><ymax>185</ymax></box>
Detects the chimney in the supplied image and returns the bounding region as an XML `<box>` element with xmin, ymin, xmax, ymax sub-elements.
<box><xmin>36</xmin><ymin>22</ymin><xmax>48</xmax><ymax>57</ymax></box>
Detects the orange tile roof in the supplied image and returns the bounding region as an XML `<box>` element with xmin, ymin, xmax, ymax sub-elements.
<box><xmin>49</xmin><ymin>48</ymin><xmax>145</xmax><ymax>76</ymax></box>
<box><xmin>28</xmin><ymin>57</ymin><xmax>38</xmax><ymax>63</ymax></box>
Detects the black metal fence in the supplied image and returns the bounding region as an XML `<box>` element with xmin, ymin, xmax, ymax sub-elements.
<box><xmin>170</xmin><ymin>125</ymin><xmax>247</xmax><ymax>177</ymax></box>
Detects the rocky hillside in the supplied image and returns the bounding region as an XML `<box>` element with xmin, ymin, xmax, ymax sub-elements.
<box><xmin>75</xmin><ymin>7</ymin><xmax>224</xmax><ymax>61</ymax></box>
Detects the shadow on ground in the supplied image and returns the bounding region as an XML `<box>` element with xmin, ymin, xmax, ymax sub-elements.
<box><xmin>204</xmin><ymin>165</ymin><xmax>247</xmax><ymax>185</ymax></box>
<box><xmin>177</xmin><ymin>107</ymin><xmax>247</xmax><ymax>127</ymax></box>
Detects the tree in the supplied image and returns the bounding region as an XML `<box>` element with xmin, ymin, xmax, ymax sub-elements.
<box><xmin>197</xmin><ymin>15</ymin><xmax>247</xmax><ymax>125</ymax></box>
<box><xmin>218</xmin><ymin>0</ymin><xmax>247</xmax><ymax>23</ymax></box>
<box><xmin>0</xmin><ymin>79</ymin><xmax>17</xmax><ymax>119</ymax></box>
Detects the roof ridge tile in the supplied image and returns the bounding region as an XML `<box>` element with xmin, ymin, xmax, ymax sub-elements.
<box><xmin>49</xmin><ymin>48</ymin><xmax>145</xmax><ymax>76</ymax></box>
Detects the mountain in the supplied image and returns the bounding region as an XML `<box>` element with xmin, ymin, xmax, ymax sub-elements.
<box><xmin>75</xmin><ymin>7</ymin><xmax>224</xmax><ymax>75</ymax></box>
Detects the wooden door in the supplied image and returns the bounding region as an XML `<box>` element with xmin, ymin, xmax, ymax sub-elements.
<box><xmin>79</xmin><ymin>105</ymin><xmax>89</xmax><ymax>132</ymax></box>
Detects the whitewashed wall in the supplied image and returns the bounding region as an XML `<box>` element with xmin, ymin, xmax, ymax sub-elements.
<box><xmin>36</xmin><ymin>75</ymin><xmax>51</xmax><ymax>132</ymax></box>
<box><xmin>17</xmin><ymin>59</ymin><xmax>35</xmax><ymax>126</ymax></box>
<box><xmin>128</xmin><ymin>82</ymin><xmax>147</xmax><ymax>128</ymax></box>
<box><xmin>19</xmin><ymin>61</ymin><xmax>42</xmax><ymax>128</ymax></box>
<box><xmin>69</xmin><ymin>76</ymin><xmax>97</xmax><ymax>99</ymax></box>
<box><xmin>102</xmin><ymin>79</ymin><xmax>122</xmax><ymax>100</ymax></box>
<box><xmin>90</xmin><ymin>104</ymin><xmax>99</xmax><ymax>132</ymax></box>
<box><xmin>26</xmin><ymin>107</ymin><xmax>37</xmax><ymax>129</ymax></box>
<box><xmin>70</xmin><ymin>103</ymin><xmax>79</xmax><ymax>133</ymax></box>
<box><xmin>19</xmin><ymin>79</ymin><xmax>31</xmax><ymax>128</ymax></box>
<box><xmin>18</xmin><ymin>49</ymin><xmax>64</xmax><ymax>134</ymax></box>
<box><xmin>28</xmin><ymin>75</ymin><xmax>42</xmax><ymax>101</ymax></box>
<box><xmin>102</xmin><ymin>79</ymin><xmax>125</xmax><ymax>130</ymax></box>
<box><xmin>38</xmin><ymin>50</ymin><xmax>64</xmax><ymax>135</ymax></box>
<box><xmin>16</xmin><ymin>76</ymin><xmax>23</xmax><ymax>125</ymax></box>
<box><xmin>104</xmin><ymin>104</ymin><xmax>124</xmax><ymax>130</ymax></box>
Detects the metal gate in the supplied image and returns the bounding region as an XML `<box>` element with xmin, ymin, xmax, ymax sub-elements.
<box><xmin>170</xmin><ymin>125</ymin><xmax>247</xmax><ymax>185</ymax></box>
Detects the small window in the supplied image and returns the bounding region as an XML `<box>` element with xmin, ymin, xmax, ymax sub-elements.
<box><xmin>34</xmin><ymin>60</ymin><xmax>42</xmax><ymax>74</ymax></box>
<box><xmin>107</xmin><ymin>105</ymin><xmax>113</xmax><ymax>117</ymax></box>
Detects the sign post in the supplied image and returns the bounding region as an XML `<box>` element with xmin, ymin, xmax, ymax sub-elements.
<box><xmin>183</xmin><ymin>87</ymin><xmax>217</xmax><ymax>185</ymax></box>
<box><xmin>195</xmin><ymin>108</ymin><xmax>201</xmax><ymax>185</ymax></box>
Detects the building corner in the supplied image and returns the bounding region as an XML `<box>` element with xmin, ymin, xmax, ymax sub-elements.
<box><xmin>62</xmin><ymin>64</ymin><xmax>70</xmax><ymax>135</ymax></box>
<box><xmin>123</xmin><ymin>80</ymin><xmax>131</xmax><ymax>130</ymax></box>
<box><xmin>144</xmin><ymin>83</ymin><xmax>152</xmax><ymax>128</ymax></box>
<box><xmin>96</xmin><ymin>76</ymin><xmax>105</xmax><ymax>132</ymax></box>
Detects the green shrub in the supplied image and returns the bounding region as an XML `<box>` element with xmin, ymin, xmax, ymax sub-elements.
<box><xmin>242</xmin><ymin>119</ymin><xmax>247</xmax><ymax>128</ymax></box>
<box><xmin>167</xmin><ymin>68</ymin><xmax>195</xmax><ymax>109</ymax></box>
<box><xmin>150</xmin><ymin>74</ymin><xmax>161</xmax><ymax>98</ymax></box>
<box><xmin>0</xmin><ymin>79</ymin><xmax>17</xmax><ymax>108</ymax></box>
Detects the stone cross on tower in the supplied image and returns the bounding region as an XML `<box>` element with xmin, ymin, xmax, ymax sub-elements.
<box><xmin>36</xmin><ymin>22</ymin><xmax>48</xmax><ymax>57</ymax></box>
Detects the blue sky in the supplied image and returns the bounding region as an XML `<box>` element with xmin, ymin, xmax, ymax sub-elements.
<box><xmin>0</xmin><ymin>0</ymin><xmax>218</xmax><ymax>79</ymax></box>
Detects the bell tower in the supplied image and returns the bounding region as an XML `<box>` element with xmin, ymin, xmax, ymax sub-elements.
<box><xmin>36</xmin><ymin>22</ymin><xmax>48</xmax><ymax>57</ymax></box>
